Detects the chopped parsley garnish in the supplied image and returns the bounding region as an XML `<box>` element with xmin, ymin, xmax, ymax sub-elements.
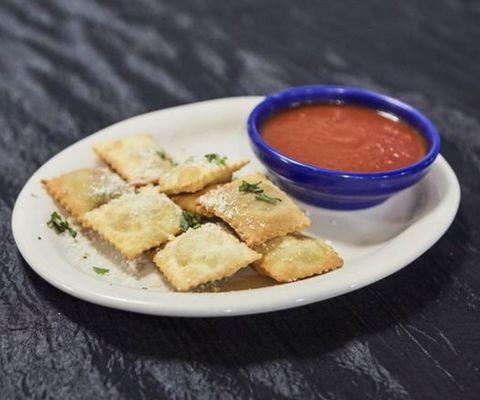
<box><xmin>92</xmin><ymin>267</ymin><xmax>109</xmax><ymax>275</ymax></box>
<box><xmin>47</xmin><ymin>211</ymin><xmax>77</xmax><ymax>238</ymax></box>
<box><xmin>239</xmin><ymin>180</ymin><xmax>282</xmax><ymax>204</ymax></box>
<box><xmin>204</xmin><ymin>153</ymin><xmax>227</xmax><ymax>166</ymax></box>
<box><xmin>180</xmin><ymin>210</ymin><xmax>203</xmax><ymax>232</ymax></box>
<box><xmin>239</xmin><ymin>181</ymin><xmax>263</xmax><ymax>193</ymax></box>
<box><xmin>157</xmin><ymin>149</ymin><xmax>177</xmax><ymax>165</ymax></box>
<box><xmin>156</xmin><ymin>150</ymin><xmax>167</xmax><ymax>160</ymax></box>
<box><xmin>255</xmin><ymin>193</ymin><xmax>282</xmax><ymax>204</ymax></box>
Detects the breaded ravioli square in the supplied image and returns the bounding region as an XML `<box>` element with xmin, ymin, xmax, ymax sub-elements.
<box><xmin>83</xmin><ymin>187</ymin><xmax>182</xmax><ymax>259</ymax></box>
<box><xmin>196</xmin><ymin>173</ymin><xmax>310</xmax><ymax>246</ymax></box>
<box><xmin>42</xmin><ymin>168</ymin><xmax>131</xmax><ymax>223</ymax></box>
<box><xmin>93</xmin><ymin>134</ymin><xmax>174</xmax><ymax>185</ymax></box>
<box><xmin>157</xmin><ymin>155</ymin><xmax>248</xmax><ymax>195</ymax></box>
<box><xmin>253</xmin><ymin>233</ymin><xmax>343</xmax><ymax>282</ymax></box>
<box><xmin>171</xmin><ymin>182</ymin><xmax>227</xmax><ymax>217</ymax></box>
<box><xmin>153</xmin><ymin>223</ymin><xmax>261</xmax><ymax>291</ymax></box>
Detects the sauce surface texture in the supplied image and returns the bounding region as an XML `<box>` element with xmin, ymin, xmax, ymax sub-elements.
<box><xmin>261</xmin><ymin>104</ymin><xmax>428</xmax><ymax>173</ymax></box>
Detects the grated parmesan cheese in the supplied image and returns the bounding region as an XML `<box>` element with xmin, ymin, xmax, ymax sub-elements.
<box><xmin>58</xmin><ymin>219</ymin><xmax>170</xmax><ymax>290</ymax></box>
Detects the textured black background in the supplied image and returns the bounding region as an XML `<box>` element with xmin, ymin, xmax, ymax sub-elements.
<box><xmin>1</xmin><ymin>1</ymin><xmax>480</xmax><ymax>399</ymax></box>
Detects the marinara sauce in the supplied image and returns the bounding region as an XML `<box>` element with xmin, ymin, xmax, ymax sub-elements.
<box><xmin>261</xmin><ymin>104</ymin><xmax>428</xmax><ymax>173</ymax></box>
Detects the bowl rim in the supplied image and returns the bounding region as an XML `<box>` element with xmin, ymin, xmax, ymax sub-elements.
<box><xmin>247</xmin><ymin>85</ymin><xmax>441</xmax><ymax>180</ymax></box>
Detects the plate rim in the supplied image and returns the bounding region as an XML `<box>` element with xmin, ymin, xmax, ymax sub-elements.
<box><xmin>11</xmin><ymin>96</ymin><xmax>461</xmax><ymax>317</ymax></box>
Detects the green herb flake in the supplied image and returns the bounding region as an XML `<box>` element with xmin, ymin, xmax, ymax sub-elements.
<box><xmin>239</xmin><ymin>181</ymin><xmax>263</xmax><ymax>194</ymax></box>
<box><xmin>92</xmin><ymin>267</ymin><xmax>110</xmax><ymax>275</ymax></box>
<box><xmin>255</xmin><ymin>193</ymin><xmax>282</xmax><ymax>204</ymax></box>
<box><xmin>238</xmin><ymin>181</ymin><xmax>282</xmax><ymax>204</ymax></box>
<box><xmin>204</xmin><ymin>153</ymin><xmax>227</xmax><ymax>166</ymax></box>
<box><xmin>180</xmin><ymin>210</ymin><xmax>203</xmax><ymax>232</ymax></box>
<box><xmin>47</xmin><ymin>211</ymin><xmax>77</xmax><ymax>238</ymax></box>
<box><xmin>157</xmin><ymin>149</ymin><xmax>177</xmax><ymax>166</ymax></box>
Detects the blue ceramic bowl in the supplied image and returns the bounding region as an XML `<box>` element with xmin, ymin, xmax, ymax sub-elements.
<box><xmin>247</xmin><ymin>85</ymin><xmax>441</xmax><ymax>210</ymax></box>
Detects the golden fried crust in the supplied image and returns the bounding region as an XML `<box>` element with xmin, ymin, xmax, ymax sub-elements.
<box><xmin>157</xmin><ymin>157</ymin><xmax>248</xmax><ymax>195</ymax></box>
<box><xmin>171</xmin><ymin>180</ymin><xmax>230</xmax><ymax>217</ymax></box>
<box><xmin>92</xmin><ymin>134</ymin><xmax>174</xmax><ymax>185</ymax></box>
<box><xmin>196</xmin><ymin>173</ymin><xmax>310</xmax><ymax>246</ymax></box>
<box><xmin>42</xmin><ymin>168</ymin><xmax>131</xmax><ymax>224</ymax></box>
<box><xmin>153</xmin><ymin>223</ymin><xmax>262</xmax><ymax>291</ymax></box>
<box><xmin>83</xmin><ymin>187</ymin><xmax>182</xmax><ymax>259</ymax></box>
<box><xmin>253</xmin><ymin>233</ymin><xmax>343</xmax><ymax>282</ymax></box>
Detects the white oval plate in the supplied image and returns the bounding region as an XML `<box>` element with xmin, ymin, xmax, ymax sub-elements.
<box><xmin>12</xmin><ymin>97</ymin><xmax>460</xmax><ymax>317</ymax></box>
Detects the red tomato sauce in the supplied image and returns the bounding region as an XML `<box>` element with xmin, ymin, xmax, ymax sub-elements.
<box><xmin>261</xmin><ymin>104</ymin><xmax>428</xmax><ymax>173</ymax></box>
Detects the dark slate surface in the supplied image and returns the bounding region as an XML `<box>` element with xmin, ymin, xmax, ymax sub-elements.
<box><xmin>1</xmin><ymin>0</ymin><xmax>479</xmax><ymax>398</ymax></box>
